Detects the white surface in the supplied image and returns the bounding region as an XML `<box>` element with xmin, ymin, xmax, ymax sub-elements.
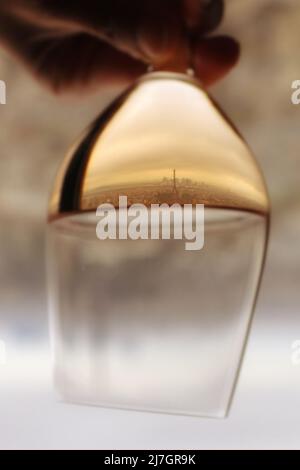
<box><xmin>1</xmin><ymin>330</ymin><xmax>300</xmax><ymax>450</ymax></box>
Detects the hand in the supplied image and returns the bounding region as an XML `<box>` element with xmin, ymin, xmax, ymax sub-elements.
<box><xmin>0</xmin><ymin>0</ymin><xmax>240</xmax><ymax>94</ymax></box>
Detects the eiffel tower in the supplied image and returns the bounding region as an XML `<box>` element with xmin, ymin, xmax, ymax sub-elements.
<box><xmin>172</xmin><ymin>169</ymin><xmax>179</xmax><ymax>197</ymax></box>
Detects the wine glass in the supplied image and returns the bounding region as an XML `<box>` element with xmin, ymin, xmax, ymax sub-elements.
<box><xmin>47</xmin><ymin>59</ymin><xmax>270</xmax><ymax>417</ymax></box>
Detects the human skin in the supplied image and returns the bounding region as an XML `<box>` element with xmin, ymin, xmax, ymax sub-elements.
<box><xmin>0</xmin><ymin>0</ymin><xmax>239</xmax><ymax>94</ymax></box>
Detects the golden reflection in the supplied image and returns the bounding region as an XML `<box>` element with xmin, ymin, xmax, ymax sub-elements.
<box><xmin>49</xmin><ymin>72</ymin><xmax>269</xmax><ymax>220</ymax></box>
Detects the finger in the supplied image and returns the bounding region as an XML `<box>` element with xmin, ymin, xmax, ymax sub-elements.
<box><xmin>3</xmin><ymin>0</ymin><xmax>184</xmax><ymax>65</ymax></box>
<box><xmin>0</xmin><ymin>12</ymin><xmax>146</xmax><ymax>93</ymax></box>
<box><xmin>32</xmin><ymin>35</ymin><xmax>147</xmax><ymax>94</ymax></box>
<box><xmin>0</xmin><ymin>4</ymin><xmax>238</xmax><ymax>93</ymax></box>
<box><xmin>193</xmin><ymin>36</ymin><xmax>240</xmax><ymax>86</ymax></box>
<box><xmin>3</xmin><ymin>0</ymin><xmax>230</xmax><ymax>77</ymax></box>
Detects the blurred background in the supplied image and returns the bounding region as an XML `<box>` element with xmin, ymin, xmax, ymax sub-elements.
<box><xmin>0</xmin><ymin>0</ymin><xmax>300</xmax><ymax>449</ymax></box>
